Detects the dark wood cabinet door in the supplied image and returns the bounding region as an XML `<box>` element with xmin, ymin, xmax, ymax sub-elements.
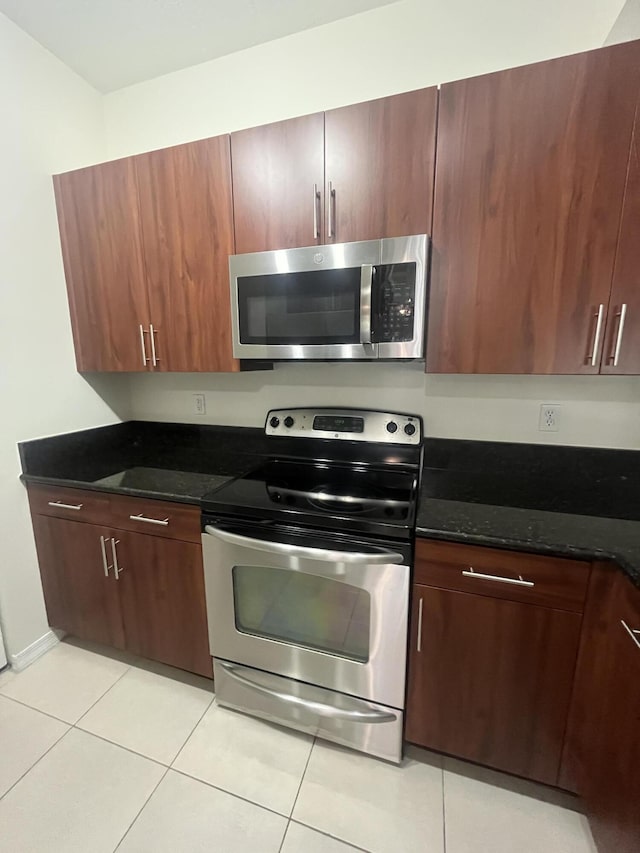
<box><xmin>405</xmin><ymin>584</ymin><xmax>582</xmax><ymax>784</ymax></box>
<box><xmin>53</xmin><ymin>159</ymin><xmax>150</xmax><ymax>372</ymax></box>
<box><xmin>231</xmin><ymin>113</ymin><xmax>325</xmax><ymax>253</ymax></box>
<box><xmin>601</xmin><ymin>109</ymin><xmax>640</xmax><ymax>375</ymax></box>
<box><xmin>428</xmin><ymin>41</ymin><xmax>640</xmax><ymax>374</ymax></box>
<box><xmin>117</xmin><ymin>532</ymin><xmax>212</xmax><ymax>678</ymax></box>
<box><xmin>324</xmin><ymin>89</ymin><xmax>438</xmax><ymax>244</ymax></box>
<box><xmin>136</xmin><ymin>137</ymin><xmax>239</xmax><ymax>372</ymax></box>
<box><xmin>31</xmin><ymin>516</ymin><xmax>125</xmax><ymax>648</ymax></box>
<box><xmin>572</xmin><ymin>572</ymin><xmax>640</xmax><ymax>853</ymax></box>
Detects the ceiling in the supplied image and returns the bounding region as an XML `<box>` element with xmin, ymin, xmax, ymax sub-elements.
<box><xmin>0</xmin><ymin>0</ymin><xmax>399</xmax><ymax>92</ymax></box>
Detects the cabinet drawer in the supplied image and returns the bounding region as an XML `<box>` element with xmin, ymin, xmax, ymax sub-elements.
<box><xmin>28</xmin><ymin>483</ymin><xmax>110</xmax><ymax>525</ymax></box>
<box><xmin>109</xmin><ymin>494</ymin><xmax>200</xmax><ymax>543</ymax></box>
<box><xmin>415</xmin><ymin>539</ymin><xmax>590</xmax><ymax>612</ymax></box>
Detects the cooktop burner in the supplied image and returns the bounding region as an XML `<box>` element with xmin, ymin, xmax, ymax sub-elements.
<box><xmin>201</xmin><ymin>408</ymin><xmax>423</xmax><ymax>539</ymax></box>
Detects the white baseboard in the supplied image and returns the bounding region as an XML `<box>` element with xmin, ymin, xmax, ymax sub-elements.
<box><xmin>8</xmin><ymin>630</ymin><xmax>59</xmax><ymax>672</ymax></box>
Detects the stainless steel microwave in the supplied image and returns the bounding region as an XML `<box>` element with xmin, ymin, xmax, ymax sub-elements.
<box><xmin>229</xmin><ymin>234</ymin><xmax>429</xmax><ymax>360</ymax></box>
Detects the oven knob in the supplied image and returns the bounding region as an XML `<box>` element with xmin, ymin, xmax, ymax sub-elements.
<box><xmin>284</xmin><ymin>416</ymin><xmax>295</xmax><ymax>428</ymax></box>
<box><xmin>386</xmin><ymin>421</ymin><xmax>398</xmax><ymax>434</ymax></box>
<box><xmin>404</xmin><ymin>423</ymin><xmax>416</xmax><ymax>436</ymax></box>
<box><xmin>269</xmin><ymin>416</ymin><xmax>280</xmax><ymax>428</ymax></box>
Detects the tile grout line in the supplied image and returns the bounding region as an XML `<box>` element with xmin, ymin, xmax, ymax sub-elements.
<box><xmin>288</xmin><ymin>818</ymin><xmax>371</xmax><ymax>852</ymax></box>
<box><xmin>69</xmin><ymin>727</ymin><xmax>169</xmax><ymax>769</ymax></box>
<box><xmin>112</xmin><ymin>766</ymin><xmax>171</xmax><ymax>853</ymax></box>
<box><xmin>0</xmin><ymin>725</ymin><xmax>72</xmax><ymax>804</ymax></box>
<box><xmin>168</xmin><ymin>694</ymin><xmax>216</xmax><ymax>770</ymax></box>
<box><xmin>0</xmin><ymin>691</ymin><xmax>77</xmax><ymax>726</ymax></box>
<box><xmin>277</xmin><ymin>736</ymin><xmax>317</xmax><ymax>853</ymax></box>
<box><xmin>74</xmin><ymin>664</ymin><xmax>132</xmax><ymax>726</ymax></box>
<box><xmin>169</xmin><ymin>766</ymin><xmax>292</xmax><ymax>821</ymax></box>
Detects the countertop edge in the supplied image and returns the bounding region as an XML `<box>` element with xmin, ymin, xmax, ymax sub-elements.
<box><xmin>415</xmin><ymin>525</ymin><xmax>639</xmax><ymax>588</ymax></box>
<box><xmin>19</xmin><ymin>473</ymin><xmax>227</xmax><ymax>507</ymax></box>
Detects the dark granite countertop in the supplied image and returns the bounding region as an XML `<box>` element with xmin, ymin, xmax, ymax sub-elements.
<box><xmin>19</xmin><ymin>424</ymin><xmax>640</xmax><ymax>586</ymax></box>
<box><xmin>416</xmin><ymin>439</ymin><xmax>640</xmax><ymax>587</ymax></box>
<box><xmin>19</xmin><ymin>421</ymin><xmax>268</xmax><ymax>505</ymax></box>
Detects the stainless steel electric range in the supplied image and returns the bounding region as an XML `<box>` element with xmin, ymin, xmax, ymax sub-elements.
<box><xmin>200</xmin><ymin>408</ymin><xmax>423</xmax><ymax>763</ymax></box>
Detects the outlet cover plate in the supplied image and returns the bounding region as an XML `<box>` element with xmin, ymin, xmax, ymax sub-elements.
<box><xmin>539</xmin><ymin>404</ymin><xmax>561</xmax><ymax>432</ymax></box>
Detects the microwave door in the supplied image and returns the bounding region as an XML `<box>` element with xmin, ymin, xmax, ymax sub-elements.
<box><xmin>232</xmin><ymin>259</ymin><xmax>379</xmax><ymax>360</ymax></box>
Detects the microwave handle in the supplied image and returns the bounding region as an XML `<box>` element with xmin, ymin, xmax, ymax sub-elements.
<box><xmin>359</xmin><ymin>264</ymin><xmax>374</xmax><ymax>344</ymax></box>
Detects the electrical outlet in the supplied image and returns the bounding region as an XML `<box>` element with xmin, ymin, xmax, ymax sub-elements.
<box><xmin>539</xmin><ymin>404</ymin><xmax>561</xmax><ymax>432</ymax></box>
<box><xmin>193</xmin><ymin>393</ymin><xmax>206</xmax><ymax>416</ymax></box>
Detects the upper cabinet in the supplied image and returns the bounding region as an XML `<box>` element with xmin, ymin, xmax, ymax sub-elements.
<box><xmin>54</xmin><ymin>159</ymin><xmax>150</xmax><ymax>372</ymax></box>
<box><xmin>324</xmin><ymin>89</ymin><xmax>438</xmax><ymax>244</ymax></box>
<box><xmin>230</xmin><ymin>89</ymin><xmax>438</xmax><ymax>253</ymax></box>
<box><xmin>231</xmin><ymin>113</ymin><xmax>325</xmax><ymax>254</ymax></box>
<box><xmin>135</xmin><ymin>137</ymin><xmax>237</xmax><ymax>372</ymax></box>
<box><xmin>427</xmin><ymin>41</ymin><xmax>640</xmax><ymax>374</ymax></box>
<box><xmin>600</xmin><ymin>109</ymin><xmax>640</xmax><ymax>375</ymax></box>
<box><xmin>54</xmin><ymin>136</ymin><xmax>239</xmax><ymax>373</ymax></box>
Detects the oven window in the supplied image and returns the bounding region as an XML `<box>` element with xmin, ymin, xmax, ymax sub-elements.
<box><xmin>232</xmin><ymin>565</ymin><xmax>370</xmax><ymax>663</ymax></box>
<box><xmin>236</xmin><ymin>268</ymin><xmax>361</xmax><ymax>345</ymax></box>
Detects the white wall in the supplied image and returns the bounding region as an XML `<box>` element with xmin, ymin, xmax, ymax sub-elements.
<box><xmin>104</xmin><ymin>0</ymin><xmax>625</xmax><ymax>157</ymax></box>
<box><xmin>126</xmin><ymin>368</ymin><xmax>640</xmax><ymax>450</ymax></box>
<box><xmin>606</xmin><ymin>0</ymin><xmax>640</xmax><ymax>43</ymax></box>
<box><xmin>104</xmin><ymin>0</ymin><xmax>638</xmax><ymax>450</ymax></box>
<box><xmin>0</xmin><ymin>12</ymin><xmax>128</xmax><ymax>660</ymax></box>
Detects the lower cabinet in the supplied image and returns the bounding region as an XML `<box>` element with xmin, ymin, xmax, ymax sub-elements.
<box><xmin>117</xmin><ymin>533</ymin><xmax>211</xmax><ymax>677</ymax></box>
<box><xmin>561</xmin><ymin>565</ymin><xmax>640</xmax><ymax>853</ymax></box>
<box><xmin>28</xmin><ymin>485</ymin><xmax>212</xmax><ymax>678</ymax></box>
<box><xmin>405</xmin><ymin>539</ymin><xmax>589</xmax><ymax>786</ymax></box>
<box><xmin>32</xmin><ymin>515</ymin><xmax>125</xmax><ymax>650</ymax></box>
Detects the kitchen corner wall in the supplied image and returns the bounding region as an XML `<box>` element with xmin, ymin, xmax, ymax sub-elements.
<box><xmin>0</xmin><ymin>12</ymin><xmax>128</xmax><ymax>660</ymax></box>
<box><xmin>104</xmin><ymin>0</ymin><xmax>637</xmax><ymax>450</ymax></box>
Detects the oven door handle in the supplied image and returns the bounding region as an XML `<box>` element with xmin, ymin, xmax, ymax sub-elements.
<box><xmin>219</xmin><ymin>661</ymin><xmax>397</xmax><ymax>723</ymax></box>
<box><xmin>204</xmin><ymin>525</ymin><xmax>403</xmax><ymax>565</ymax></box>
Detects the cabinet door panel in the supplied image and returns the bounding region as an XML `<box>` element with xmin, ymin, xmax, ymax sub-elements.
<box><xmin>31</xmin><ymin>516</ymin><xmax>125</xmax><ymax>648</ymax></box>
<box><xmin>584</xmin><ymin>574</ymin><xmax>640</xmax><ymax>853</ymax></box>
<box><xmin>231</xmin><ymin>113</ymin><xmax>325</xmax><ymax>253</ymax></box>
<box><xmin>601</xmin><ymin>111</ymin><xmax>640</xmax><ymax>375</ymax></box>
<box><xmin>428</xmin><ymin>41</ymin><xmax>640</xmax><ymax>374</ymax></box>
<box><xmin>118</xmin><ymin>533</ymin><xmax>212</xmax><ymax>678</ymax></box>
<box><xmin>325</xmin><ymin>89</ymin><xmax>437</xmax><ymax>243</ymax></box>
<box><xmin>53</xmin><ymin>159</ymin><xmax>150</xmax><ymax>372</ymax></box>
<box><xmin>136</xmin><ymin>137</ymin><xmax>239</xmax><ymax>372</ymax></box>
<box><xmin>405</xmin><ymin>585</ymin><xmax>581</xmax><ymax>784</ymax></box>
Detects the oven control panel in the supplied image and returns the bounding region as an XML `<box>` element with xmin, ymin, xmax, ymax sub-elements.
<box><xmin>265</xmin><ymin>408</ymin><xmax>422</xmax><ymax>445</ymax></box>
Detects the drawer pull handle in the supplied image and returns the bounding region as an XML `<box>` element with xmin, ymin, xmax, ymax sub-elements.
<box><xmin>112</xmin><ymin>538</ymin><xmax>124</xmax><ymax>580</ymax></box>
<box><xmin>48</xmin><ymin>501</ymin><xmax>83</xmax><ymax>511</ymax></box>
<box><xmin>462</xmin><ymin>567</ymin><xmax>534</xmax><ymax>588</ymax></box>
<box><xmin>416</xmin><ymin>597</ymin><xmax>423</xmax><ymax>653</ymax></box>
<box><xmin>621</xmin><ymin>620</ymin><xmax>640</xmax><ymax>651</ymax></box>
<box><xmin>129</xmin><ymin>513</ymin><xmax>169</xmax><ymax>526</ymax></box>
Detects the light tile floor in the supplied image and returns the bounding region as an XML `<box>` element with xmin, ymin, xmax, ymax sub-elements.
<box><xmin>0</xmin><ymin>640</ymin><xmax>598</xmax><ymax>853</ymax></box>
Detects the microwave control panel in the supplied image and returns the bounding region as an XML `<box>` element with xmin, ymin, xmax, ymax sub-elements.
<box><xmin>372</xmin><ymin>263</ymin><xmax>416</xmax><ymax>343</ymax></box>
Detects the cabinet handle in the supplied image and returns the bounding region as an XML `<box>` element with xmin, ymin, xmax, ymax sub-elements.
<box><xmin>621</xmin><ymin>620</ymin><xmax>640</xmax><ymax>651</ymax></box>
<box><xmin>149</xmin><ymin>324</ymin><xmax>159</xmax><ymax>367</ymax></box>
<box><xmin>129</xmin><ymin>513</ymin><xmax>169</xmax><ymax>526</ymax></box>
<box><xmin>589</xmin><ymin>304</ymin><xmax>605</xmax><ymax>366</ymax></box>
<box><xmin>608</xmin><ymin>303</ymin><xmax>628</xmax><ymax>367</ymax></box>
<box><xmin>111</xmin><ymin>538</ymin><xmax>124</xmax><ymax>580</ymax></box>
<box><xmin>99</xmin><ymin>535</ymin><xmax>112</xmax><ymax>578</ymax></box>
<box><xmin>47</xmin><ymin>500</ymin><xmax>83</xmax><ymax>511</ymax></box>
<box><xmin>313</xmin><ymin>183</ymin><xmax>320</xmax><ymax>240</ymax></box>
<box><xmin>416</xmin><ymin>597</ymin><xmax>423</xmax><ymax>653</ymax></box>
<box><xmin>462</xmin><ymin>567</ymin><xmax>535</xmax><ymax>587</ymax></box>
<box><xmin>139</xmin><ymin>324</ymin><xmax>150</xmax><ymax>366</ymax></box>
<box><xmin>327</xmin><ymin>181</ymin><xmax>336</xmax><ymax>239</ymax></box>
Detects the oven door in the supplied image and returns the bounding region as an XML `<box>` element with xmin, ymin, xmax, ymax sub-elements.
<box><xmin>230</xmin><ymin>239</ymin><xmax>379</xmax><ymax>360</ymax></box>
<box><xmin>202</xmin><ymin>522</ymin><xmax>410</xmax><ymax>709</ymax></box>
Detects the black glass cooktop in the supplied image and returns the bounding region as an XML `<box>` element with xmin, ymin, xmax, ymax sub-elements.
<box><xmin>201</xmin><ymin>459</ymin><xmax>418</xmax><ymax>537</ymax></box>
